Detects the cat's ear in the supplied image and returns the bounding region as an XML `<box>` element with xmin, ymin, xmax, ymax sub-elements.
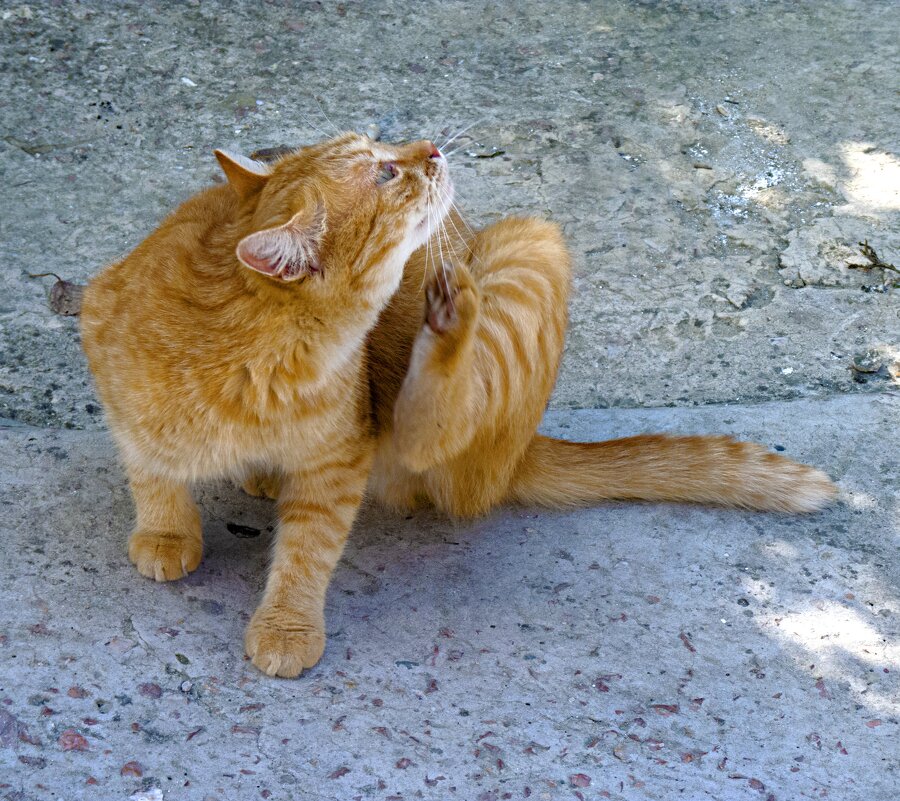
<box><xmin>236</xmin><ymin>205</ymin><xmax>326</xmax><ymax>282</ymax></box>
<box><xmin>214</xmin><ymin>149</ymin><xmax>271</xmax><ymax>199</ymax></box>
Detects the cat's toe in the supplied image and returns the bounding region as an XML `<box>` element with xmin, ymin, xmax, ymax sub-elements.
<box><xmin>241</xmin><ymin>472</ymin><xmax>281</xmax><ymax>500</ymax></box>
<box><xmin>425</xmin><ymin>262</ymin><xmax>478</xmax><ymax>335</ymax></box>
<box><xmin>128</xmin><ymin>530</ymin><xmax>202</xmax><ymax>581</ymax></box>
<box><xmin>245</xmin><ymin>605</ymin><xmax>326</xmax><ymax>678</ymax></box>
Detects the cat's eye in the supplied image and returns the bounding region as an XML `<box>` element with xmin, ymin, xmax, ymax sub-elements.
<box><xmin>376</xmin><ymin>162</ymin><xmax>398</xmax><ymax>185</ymax></box>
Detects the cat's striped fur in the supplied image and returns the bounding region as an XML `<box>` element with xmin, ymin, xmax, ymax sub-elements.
<box><xmin>82</xmin><ymin>133</ymin><xmax>836</xmax><ymax>678</ymax></box>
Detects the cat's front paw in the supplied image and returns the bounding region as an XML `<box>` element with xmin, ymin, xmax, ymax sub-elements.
<box><xmin>245</xmin><ymin>604</ymin><xmax>326</xmax><ymax>678</ymax></box>
<box><xmin>128</xmin><ymin>530</ymin><xmax>202</xmax><ymax>582</ymax></box>
<box><xmin>425</xmin><ymin>261</ymin><xmax>479</xmax><ymax>336</ymax></box>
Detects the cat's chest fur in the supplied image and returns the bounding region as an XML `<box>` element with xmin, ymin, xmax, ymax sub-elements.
<box><xmin>82</xmin><ymin>256</ymin><xmax>371</xmax><ymax>483</ymax></box>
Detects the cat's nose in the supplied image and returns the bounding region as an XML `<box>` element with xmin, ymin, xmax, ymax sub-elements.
<box><xmin>425</xmin><ymin>141</ymin><xmax>441</xmax><ymax>159</ymax></box>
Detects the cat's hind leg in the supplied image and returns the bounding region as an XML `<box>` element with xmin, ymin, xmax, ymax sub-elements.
<box><xmin>391</xmin><ymin>261</ymin><xmax>482</xmax><ymax>473</ymax></box>
<box><xmin>387</xmin><ymin>216</ymin><xmax>571</xmax><ymax>517</ymax></box>
<box><xmin>126</xmin><ymin>468</ymin><xmax>202</xmax><ymax>581</ymax></box>
<box><xmin>241</xmin><ymin>469</ymin><xmax>282</xmax><ymax>500</ymax></box>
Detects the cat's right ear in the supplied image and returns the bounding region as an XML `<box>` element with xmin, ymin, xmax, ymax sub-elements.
<box><xmin>214</xmin><ymin>150</ymin><xmax>271</xmax><ymax>199</ymax></box>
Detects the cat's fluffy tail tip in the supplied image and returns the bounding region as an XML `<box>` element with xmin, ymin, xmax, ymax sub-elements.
<box><xmin>772</xmin><ymin>467</ymin><xmax>839</xmax><ymax>513</ymax></box>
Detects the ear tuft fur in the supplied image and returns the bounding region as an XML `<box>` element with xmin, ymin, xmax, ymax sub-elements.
<box><xmin>236</xmin><ymin>206</ymin><xmax>326</xmax><ymax>282</ymax></box>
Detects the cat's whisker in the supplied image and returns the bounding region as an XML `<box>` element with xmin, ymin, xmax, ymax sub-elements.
<box><xmin>311</xmin><ymin>93</ymin><xmax>342</xmax><ymax>135</ymax></box>
<box><xmin>443</xmin><ymin>206</ymin><xmax>483</xmax><ymax>269</ymax></box>
<box><xmin>434</xmin><ymin>206</ymin><xmax>447</xmax><ymax>275</ymax></box>
<box><xmin>422</xmin><ymin>198</ymin><xmax>436</xmax><ymax>292</ymax></box>
<box><xmin>439</xmin><ymin>117</ymin><xmax>486</xmax><ymax>152</ymax></box>
<box><xmin>427</xmin><ymin>120</ymin><xmax>446</xmax><ymax>150</ymax></box>
<box><xmin>434</xmin><ymin>217</ymin><xmax>458</xmax><ymax>315</ymax></box>
<box><xmin>285</xmin><ymin>106</ymin><xmax>332</xmax><ymax>142</ymax></box>
<box><xmin>449</xmin><ymin>198</ymin><xmax>479</xmax><ymax>241</ymax></box>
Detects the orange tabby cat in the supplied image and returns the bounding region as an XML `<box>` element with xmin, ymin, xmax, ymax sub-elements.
<box><xmin>82</xmin><ymin>132</ymin><xmax>836</xmax><ymax>679</ymax></box>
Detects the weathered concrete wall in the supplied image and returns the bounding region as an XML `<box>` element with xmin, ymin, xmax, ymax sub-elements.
<box><xmin>1</xmin><ymin>0</ymin><xmax>897</xmax><ymax>428</ymax></box>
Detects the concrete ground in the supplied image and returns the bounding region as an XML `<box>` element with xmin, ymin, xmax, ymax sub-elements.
<box><xmin>0</xmin><ymin>1</ymin><xmax>897</xmax><ymax>799</ymax></box>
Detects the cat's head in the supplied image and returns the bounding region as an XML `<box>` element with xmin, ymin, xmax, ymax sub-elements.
<box><xmin>215</xmin><ymin>132</ymin><xmax>452</xmax><ymax>306</ymax></box>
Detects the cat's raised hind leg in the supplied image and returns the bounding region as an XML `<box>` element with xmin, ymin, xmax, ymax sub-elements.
<box><xmin>391</xmin><ymin>261</ymin><xmax>481</xmax><ymax>473</ymax></box>
<box><xmin>126</xmin><ymin>469</ymin><xmax>202</xmax><ymax>582</ymax></box>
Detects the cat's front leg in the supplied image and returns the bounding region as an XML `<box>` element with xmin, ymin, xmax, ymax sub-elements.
<box><xmin>245</xmin><ymin>442</ymin><xmax>373</xmax><ymax>677</ymax></box>
<box><xmin>126</xmin><ymin>468</ymin><xmax>203</xmax><ymax>581</ymax></box>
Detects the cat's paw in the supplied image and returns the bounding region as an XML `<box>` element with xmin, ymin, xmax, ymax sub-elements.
<box><xmin>425</xmin><ymin>261</ymin><xmax>479</xmax><ymax>336</ymax></box>
<box><xmin>245</xmin><ymin>604</ymin><xmax>326</xmax><ymax>678</ymax></box>
<box><xmin>128</xmin><ymin>530</ymin><xmax>202</xmax><ymax>582</ymax></box>
<box><xmin>241</xmin><ymin>472</ymin><xmax>281</xmax><ymax>500</ymax></box>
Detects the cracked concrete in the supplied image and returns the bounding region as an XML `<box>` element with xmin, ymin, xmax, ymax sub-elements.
<box><xmin>0</xmin><ymin>1</ymin><xmax>898</xmax><ymax>799</ymax></box>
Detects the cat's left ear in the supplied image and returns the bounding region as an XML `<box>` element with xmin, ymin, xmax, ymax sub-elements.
<box><xmin>214</xmin><ymin>149</ymin><xmax>271</xmax><ymax>199</ymax></box>
<box><xmin>236</xmin><ymin>205</ymin><xmax>326</xmax><ymax>282</ymax></box>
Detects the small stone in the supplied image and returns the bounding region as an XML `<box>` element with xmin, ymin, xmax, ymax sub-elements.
<box><xmin>138</xmin><ymin>682</ymin><xmax>162</xmax><ymax>699</ymax></box>
<box><xmin>180</xmin><ymin>681</ymin><xmax>193</xmax><ymax>693</ymax></box>
<box><xmin>365</xmin><ymin>123</ymin><xmax>381</xmax><ymax>141</ymax></box>
<box><xmin>852</xmin><ymin>350</ymin><xmax>883</xmax><ymax>373</ymax></box>
<box><xmin>59</xmin><ymin>729</ymin><xmax>89</xmax><ymax>751</ymax></box>
<box><xmin>129</xmin><ymin>791</ymin><xmax>163</xmax><ymax>801</ymax></box>
<box><xmin>121</xmin><ymin>760</ymin><xmax>144</xmax><ymax>777</ymax></box>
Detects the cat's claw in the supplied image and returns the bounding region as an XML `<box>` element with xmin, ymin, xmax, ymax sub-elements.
<box><xmin>245</xmin><ymin>605</ymin><xmax>326</xmax><ymax>678</ymax></box>
<box><xmin>425</xmin><ymin>260</ymin><xmax>478</xmax><ymax>335</ymax></box>
<box><xmin>128</xmin><ymin>530</ymin><xmax>202</xmax><ymax>582</ymax></box>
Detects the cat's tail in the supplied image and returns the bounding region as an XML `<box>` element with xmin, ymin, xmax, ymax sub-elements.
<box><xmin>508</xmin><ymin>433</ymin><xmax>837</xmax><ymax>513</ymax></box>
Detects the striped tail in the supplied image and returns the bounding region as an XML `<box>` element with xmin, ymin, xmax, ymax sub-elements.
<box><xmin>508</xmin><ymin>433</ymin><xmax>837</xmax><ymax>513</ymax></box>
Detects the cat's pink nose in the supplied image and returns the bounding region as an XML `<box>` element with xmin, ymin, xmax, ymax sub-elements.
<box><xmin>426</xmin><ymin>142</ymin><xmax>441</xmax><ymax>158</ymax></box>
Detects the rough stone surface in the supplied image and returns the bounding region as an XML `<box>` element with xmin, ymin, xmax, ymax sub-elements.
<box><xmin>1</xmin><ymin>395</ymin><xmax>898</xmax><ymax>800</ymax></box>
<box><xmin>0</xmin><ymin>1</ymin><xmax>898</xmax><ymax>799</ymax></box>
<box><xmin>1</xmin><ymin>0</ymin><xmax>898</xmax><ymax>428</ymax></box>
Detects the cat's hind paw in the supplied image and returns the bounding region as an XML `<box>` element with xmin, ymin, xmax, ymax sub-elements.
<box><xmin>128</xmin><ymin>530</ymin><xmax>202</xmax><ymax>582</ymax></box>
<box><xmin>425</xmin><ymin>260</ymin><xmax>479</xmax><ymax>336</ymax></box>
<box><xmin>241</xmin><ymin>471</ymin><xmax>281</xmax><ymax>500</ymax></box>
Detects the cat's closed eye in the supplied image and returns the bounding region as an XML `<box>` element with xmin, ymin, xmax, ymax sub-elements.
<box><xmin>376</xmin><ymin>162</ymin><xmax>398</xmax><ymax>184</ymax></box>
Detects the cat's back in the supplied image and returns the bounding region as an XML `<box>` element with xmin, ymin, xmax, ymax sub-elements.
<box><xmin>81</xmin><ymin>184</ymin><xmax>238</xmax><ymax>350</ymax></box>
